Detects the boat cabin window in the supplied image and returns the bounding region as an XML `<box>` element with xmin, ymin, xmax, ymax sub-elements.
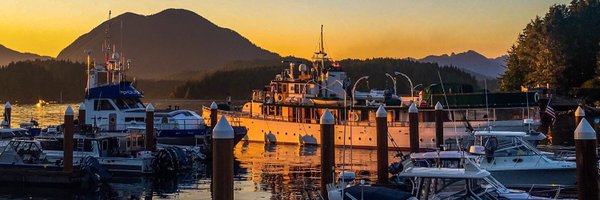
<box><xmin>125</xmin><ymin>117</ymin><xmax>145</xmax><ymax>123</ymax></box>
<box><xmin>114</xmin><ymin>99</ymin><xmax>129</xmax><ymax>110</ymax></box>
<box><xmin>416</xmin><ymin>177</ymin><xmax>497</xmax><ymax>199</ymax></box>
<box><xmin>123</xmin><ymin>98</ymin><xmax>144</xmax><ymax>109</ymax></box>
<box><xmin>94</xmin><ymin>100</ymin><xmax>115</xmax><ymax>111</ymax></box>
<box><xmin>0</xmin><ymin>131</ymin><xmax>16</xmax><ymax>139</ymax></box>
<box><xmin>40</xmin><ymin>139</ymin><xmax>94</xmax><ymax>152</ymax></box>
<box><xmin>102</xmin><ymin>140</ymin><xmax>109</xmax><ymax>150</ymax></box>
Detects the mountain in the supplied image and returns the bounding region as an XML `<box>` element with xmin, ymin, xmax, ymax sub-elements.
<box><xmin>0</xmin><ymin>44</ymin><xmax>51</xmax><ymax>66</ymax></box>
<box><xmin>419</xmin><ymin>50</ymin><xmax>506</xmax><ymax>79</ymax></box>
<box><xmin>57</xmin><ymin>9</ymin><xmax>280</xmax><ymax>79</ymax></box>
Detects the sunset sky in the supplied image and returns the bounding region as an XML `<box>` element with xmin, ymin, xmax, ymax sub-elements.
<box><xmin>0</xmin><ymin>0</ymin><xmax>569</xmax><ymax>59</ymax></box>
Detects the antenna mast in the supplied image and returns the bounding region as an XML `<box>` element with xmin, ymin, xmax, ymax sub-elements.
<box><xmin>105</xmin><ymin>10</ymin><xmax>112</xmax><ymax>84</ymax></box>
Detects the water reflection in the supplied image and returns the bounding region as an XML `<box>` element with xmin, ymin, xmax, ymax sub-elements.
<box><xmin>235</xmin><ymin>142</ymin><xmax>400</xmax><ymax>200</ymax></box>
<box><xmin>3</xmin><ymin>103</ymin><xmax>401</xmax><ymax>199</ymax></box>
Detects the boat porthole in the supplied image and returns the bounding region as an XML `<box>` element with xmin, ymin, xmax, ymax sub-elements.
<box><xmin>338</xmin><ymin>137</ymin><xmax>341</xmax><ymax>140</ymax></box>
<box><xmin>431</xmin><ymin>138</ymin><xmax>435</xmax><ymax>142</ymax></box>
<box><xmin>277</xmin><ymin>132</ymin><xmax>280</xmax><ymax>134</ymax></box>
<box><xmin>348</xmin><ymin>137</ymin><xmax>351</xmax><ymax>140</ymax></box>
<box><xmin>419</xmin><ymin>138</ymin><xmax>423</xmax><ymax>142</ymax></box>
<box><xmin>368</xmin><ymin>138</ymin><xmax>372</xmax><ymax>141</ymax></box>
<box><xmin>285</xmin><ymin>132</ymin><xmax>288</xmax><ymax>135</ymax></box>
<box><xmin>390</xmin><ymin>139</ymin><xmax>394</xmax><ymax>142</ymax></box>
<box><xmin>261</xmin><ymin>130</ymin><xmax>264</xmax><ymax>133</ymax></box>
<box><xmin>358</xmin><ymin>137</ymin><xmax>361</xmax><ymax>141</ymax></box>
<box><xmin>294</xmin><ymin>133</ymin><xmax>296</xmax><ymax>136</ymax></box>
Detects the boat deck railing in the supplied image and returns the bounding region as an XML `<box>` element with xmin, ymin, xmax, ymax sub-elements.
<box><xmin>93</xmin><ymin>118</ymin><xmax>205</xmax><ymax>131</ymax></box>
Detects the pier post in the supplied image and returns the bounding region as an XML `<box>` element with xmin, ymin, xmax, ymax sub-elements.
<box><xmin>63</xmin><ymin>105</ymin><xmax>74</xmax><ymax>173</ymax></box>
<box><xmin>434</xmin><ymin>102</ymin><xmax>444</xmax><ymax>149</ymax></box>
<box><xmin>212</xmin><ymin>115</ymin><xmax>234</xmax><ymax>200</ymax></box>
<box><xmin>210</xmin><ymin>101</ymin><xmax>218</xmax><ymax>129</ymax></box>
<box><xmin>78</xmin><ymin>103</ymin><xmax>86</xmax><ymax>125</ymax></box>
<box><xmin>4</xmin><ymin>101</ymin><xmax>10</xmax><ymax>128</ymax></box>
<box><xmin>409</xmin><ymin>103</ymin><xmax>419</xmax><ymax>153</ymax></box>
<box><xmin>376</xmin><ymin>105</ymin><xmax>389</xmax><ymax>184</ymax></box>
<box><xmin>320</xmin><ymin>109</ymin><xmax>335</xmax><ymax>200</ymax></box>
<box><xmin>146</xmin><ymin>103</ymin><xmax>155</xmax><ymax>151</ymax></box>
<box><xmin>574</xmin><ymin>119</ymin><xmax>598</xmax><ymax>200</ymax></box>
<box><xmin>575</xmin><ymin>106</ymin><xmax>585</xmax><ymax>127</ymax></box>
<box><xmin>209</xmin><ymin>101</ymin><xmax>218</xmax><ymax>152</ymax></box>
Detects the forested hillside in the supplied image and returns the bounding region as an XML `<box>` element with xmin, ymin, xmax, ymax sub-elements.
<box><xmin>500</xmin><ymin>0</ymin><xmax>600</xmax><ymax>95</ymax></box>
<box><xmin>0</xmin><ymin>60</ymin><xmax>86</xmax><ymax>103</ymax></box>
<box><xmin>171</xmin><ymin>58</ymin><xmax>478</xmax><ymax>99</ymax></box>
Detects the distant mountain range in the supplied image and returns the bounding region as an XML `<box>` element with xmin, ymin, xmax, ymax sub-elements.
<box><xmin>2</xmin><ymin>9</ymin><xmax>508</xmax><ymax>81</ymax></box>
<box><xmin>418</xmin><ymin>50</ymin><xmax>507</xmax><ymax>79</ymax></box>
<box><xmin>0</xmin><ymin>44</ymin><xmax>50</xmax><ymax>66</ymax></box>
<box><xmin>57</xmin><ymin>9</ymin><xmax>280</xmax><ymax>79</ymax></box>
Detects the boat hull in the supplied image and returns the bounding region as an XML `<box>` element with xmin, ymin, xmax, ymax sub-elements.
<box><xmin>156</xmin><ymin>126</ymin><xmax>247</xmax><ymax>146</ymax></box>
<box><xmin>236</xmin><ymin>116</ymin><xmax>535</xmax><ymax>149</ymax></box>
<box><xmin>489</xmin><ymin>168</ymin><xmax>576</xmax><ymax>186</ymax></box>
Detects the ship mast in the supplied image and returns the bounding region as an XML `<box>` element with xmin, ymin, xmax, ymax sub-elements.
<box><xmin>313</xmin><ymin>25</ymin><xmax>328</xmax><ymax>97</ymax></box>
<box><xmin>105</xmin><ymin>10</ymin><xmax>112</xmax><ymax>84</ymax></box>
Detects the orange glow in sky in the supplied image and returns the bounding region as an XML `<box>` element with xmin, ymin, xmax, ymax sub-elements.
<box><xmin>0</xmin><ymin>0</ymin><xmax>569</xmax><ymax>59</ymax></box>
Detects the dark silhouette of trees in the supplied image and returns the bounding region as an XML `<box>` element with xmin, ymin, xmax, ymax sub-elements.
<box><xmin>171</xmin><ymin>58</ymin><xmax>478</xmax><ymax>100</ymax></box>
<box><xmin>500</xmin><ymin>0</ymin><xmax>600</xmax><ymax>93</ymax></box>
<box><xmin>0</xmin><ymin>59</ymin><xmax>86</xmax><ymax>103</ymax></box>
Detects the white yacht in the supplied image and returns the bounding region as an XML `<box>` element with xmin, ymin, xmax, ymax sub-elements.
<box><xmin>212</xmin><ymin>28</ymin><xmax>542</xmax><ymax>149</ymax></box>
<box><xmin>398</xmin><ymin>158</ymin><xmax>550</xmax><ymax>199</ymax></box>
<box><xmin>399</xmin><ymin>131</ymin><xmax>576</xmax><ymax>187</ymax></box>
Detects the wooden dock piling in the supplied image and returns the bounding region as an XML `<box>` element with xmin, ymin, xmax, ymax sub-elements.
<box><xmin>434</xmin><ymin>102</ymin><xmax>444</xmax><ymax>149</ymax></box>
<box><xmin>63</xmin><ymin>106</ymin><xmax>74</xmax><ymax>173</ymax></box>
<box><xmin>320</xmin><ymin>109</ymin><xmax>335</xmax><ymax>200</ymax></box>
<box><xmin>212</xmin><ymin>115</ymin><xmax>234</xmax><ymax>200</ymax></box>
<box><xmin>409</xmin><ymin>103</ymin><xmax>419</xmax><ymax>153</ymax></box>
<box><xmin>376</xmin><ymin>105</ymin><xmax>389</xmax><ymax>184</ymax></box>
<box><xmin>146</xmin><ymin>103</ymin><xmax>156</xmax><ymax>151</ymax></box>
<box><xmin>574</xmin><ymin>118</ymin><xmax>598</xmax><ymax>200</ymax></box>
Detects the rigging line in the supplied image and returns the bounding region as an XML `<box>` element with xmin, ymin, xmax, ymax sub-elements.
<box><xmin>484</xmin><ymin>79</ymin><xmax>490</xmax><ymax>131</ymax></box>
<box><xmin>437</xmin><ymin>71</ymin><xmax>460</xmax><ymax>150</ymax></box>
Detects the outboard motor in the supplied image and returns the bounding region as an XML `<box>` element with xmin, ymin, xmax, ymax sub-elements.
<box><xmin>152</xmin><ymin>146</ymin><xmax>195</xmax><ymax>176</ymax></box>
<box><xmin>79</xmin><ymin>156</ymin><xmax>111</xmax><ymax>189</ymax></box>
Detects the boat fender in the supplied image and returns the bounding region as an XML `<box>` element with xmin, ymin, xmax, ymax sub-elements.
<box><xmin>276</xmin><ymin>94</ymin><xmax>283</xmax><ymax>102</ymax></box>
<box><xmin>349</xmin><ymin>112</ymin><xmax>359</xmax><ymax>122</ymax></box>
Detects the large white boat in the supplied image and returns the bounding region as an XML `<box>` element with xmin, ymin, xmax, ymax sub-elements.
<box><xmin>212</xmin><ymin>28</ymin><xmax>542</xmax><ymax>149</ymax></box>
<box><xmin>400</xmin><ymin>131</ymin><xmax>576</xmax><ymax>187</ymax></box>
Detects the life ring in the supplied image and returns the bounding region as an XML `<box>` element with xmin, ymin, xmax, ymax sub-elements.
<box><xmin>534</xmin><ymin>92</ymin><xmax>540</xmax><ymax>102</ymax></box>
<box><xmin>276</xmin><ymin>94</ymin><xmax>283</xmax><ymax>102</ymax></box>
<box><xmin>349</xmin><ymin>112</ymin><xmax>359</xmax><ymax>122</ymax></box>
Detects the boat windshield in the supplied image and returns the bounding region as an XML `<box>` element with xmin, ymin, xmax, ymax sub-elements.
<box><xmin>113</xmin><ymin>98</ymin><xmax>144</xmax><ymax>109</ymax></box>
<box><xmin>419</xmin><ymin>177</ymin><xmax>500</xmax><ymax>199</ymax></box>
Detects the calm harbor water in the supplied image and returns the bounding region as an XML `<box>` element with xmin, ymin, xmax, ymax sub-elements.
<box><xmin>1</xmin><ymin>101</ymin><xmax>398</xmax><ymax>200</ymax></box>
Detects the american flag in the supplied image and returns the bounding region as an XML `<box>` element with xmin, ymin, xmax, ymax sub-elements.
<box><xmin>545</xmin><ymin>98</ymin><xmax>556</xmax><ymax>124</ymax></box>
